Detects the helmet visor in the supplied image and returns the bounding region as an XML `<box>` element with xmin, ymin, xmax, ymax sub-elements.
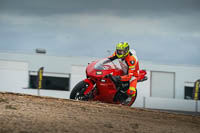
<box><xmin>117</xmin><ymin>49</ymin><xmax>125</xmax><ymax>55</ymax></box>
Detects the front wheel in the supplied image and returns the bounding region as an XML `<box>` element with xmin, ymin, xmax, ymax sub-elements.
<box><xmin>70</xmin><ymin>81</ymin><xmax>89</xmax><ymax>100</ymax></box>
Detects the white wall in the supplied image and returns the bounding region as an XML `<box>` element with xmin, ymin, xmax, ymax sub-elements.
<box><xmin>133</xmin><ymin>70</ymin><xmax>150</xmax><ymax>108</ymax></box>
<box><xmin>0</xmin><ymin>60</ymin><xmax>29</xmax><ymax>93</ymax></box>
<box><xmin>198</xmin><ymin>101</ymin><xmax>200</xmax><ymax>112</ymax></box>
<box><xmin>70</xmin><ymin>65</ymin><xmax>87</xmax><ymax>90</ymax></box>
<box><xmin>144</xmin><ymin>97</ymin><xmax>199</xmax><ymax>112</ymax></box>
<box><xmin>1</xmin><ymin>52</ymin><xmax>200</xmax><ymax>112</ymax></box>
<box><xmin>175</xmin><ymin>66</ymin><xmax>200</xmax><ymax>99</ymax></box>
<box><xmin>39</xmin><ymin>89</ymin><xmax>71</xmax><ymax>99</ymax></box>
<box><xmin>0</xmin><ymin>52</ymin><xmax>97</xmax><ymax>74</ymax></box>
<box><xmin>141</xmin><ymin>62</ymin><xmax>200</xmax><ymax>99</ymax></box>
<box><xmin>0</xmin><ymin>52</ymin><xmax>96</xmax><ymax>99</ymax></box>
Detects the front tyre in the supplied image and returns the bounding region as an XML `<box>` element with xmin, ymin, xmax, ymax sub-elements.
<box><xmin>70</xmin><ymin>81</ymin><xmax>89</xmax><ymax>100</ymax></box>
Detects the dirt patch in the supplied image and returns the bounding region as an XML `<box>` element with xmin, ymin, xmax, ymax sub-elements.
<box><xmin>0</xmin><ymin>92</ymin><xmax>200</xmax><ymax>133</ymax></box>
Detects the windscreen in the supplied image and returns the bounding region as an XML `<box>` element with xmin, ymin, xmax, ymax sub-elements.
<box><xmin>94</xmin><ymin>58</ymin><xmax>121</xmax><ymax>70</ymax></box>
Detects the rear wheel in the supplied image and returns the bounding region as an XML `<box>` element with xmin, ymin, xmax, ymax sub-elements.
<box><xmin>124</xmin><ymin>90</ymin><xmax>137</xmax><ymax>106</ymax></box>
<box><xmin>70</xmin><ymin>81</ymin><xmax>89</xmax><ymax>100</ymax></box>
<box><xmin>115</xmin><ymin>89</ymin><xmax>137</xmax><ymax>106</ymax></box>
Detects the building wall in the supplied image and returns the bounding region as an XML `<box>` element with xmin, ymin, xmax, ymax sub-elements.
<box><xmin>0</xmin><ymin>52</ymin><xmax>97</xmax><ymax>73</ymax></box>
<box><xmin>0</xmin><ymin>52</ymin><xmax>200</xmax><ymax>112</ymax></box>
<box><xmin>0</xmin><ymin>52</ymin><xmax>97</xmax><ymax>98</ymax></box>
<box><xmin>0</xmin><ymin>60</ymin><xmax>29</xmax><ymax>93</ymax></box>
<box><xmin>141</xmin><ymin>62</ymin><xmax>200</xmax><ymax>99</ymax></box>
<box><xmin>132</xmin><ymin>70</ymin><xmax>151</xmax><ymax>108</ymax></box>
<box><xmin>70</xmin><ymin>65</ymin><xmax>87</xmax><ymax>90</ymax></box>
<box><xmin>145</xmin><ymin>97</ymin><xmax>197</xmax><ymax>112</ymax></box>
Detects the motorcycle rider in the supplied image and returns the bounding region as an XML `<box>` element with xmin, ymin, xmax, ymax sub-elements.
<box><xmin>108</xmin><ymin>42</ymin><xmax>139</xmax><ymax>98</ymax></box>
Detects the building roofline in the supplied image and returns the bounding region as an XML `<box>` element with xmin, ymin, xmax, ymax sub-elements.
<box><xmin>0</xmin><ymin>51</ymin><xmax>200</xmax><ymax>68</ymax></box>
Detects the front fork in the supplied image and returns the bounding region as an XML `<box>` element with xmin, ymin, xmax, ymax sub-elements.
<box><xmin>83</xmin><ymin>78</ymin><xmax>95</xmax><ymax>95</ymax></box>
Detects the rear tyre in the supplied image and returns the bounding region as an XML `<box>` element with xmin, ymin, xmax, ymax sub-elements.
<box><xmin>121</xmin><ymin>89</ymin><xmax>137</xmax><ymax>106</ymax></box>
<box><xmin>70</xmin><ymin>81</ymin><xmax>88</xmax><ymax>100</ymax></box>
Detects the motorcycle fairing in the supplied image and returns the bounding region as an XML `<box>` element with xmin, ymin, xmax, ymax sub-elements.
<box><xmin>83</xmin><ymin>78</ymin><xmax>95</xmax><ymax>95</ymax></box>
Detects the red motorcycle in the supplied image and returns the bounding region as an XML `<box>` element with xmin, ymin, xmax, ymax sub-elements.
<box><xmin>70</xmin><ymin>58</ymin><xmax>147</xmax><ymax>106</ymax></box>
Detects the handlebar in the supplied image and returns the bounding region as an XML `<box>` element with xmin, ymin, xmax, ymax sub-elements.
<box><xmin>138</xmin><ymin>76</ymin><xmax>148</xmax><ymax>82</ymax></box>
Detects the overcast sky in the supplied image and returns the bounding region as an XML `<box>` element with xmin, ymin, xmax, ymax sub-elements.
<box><xmin>0</xmin><ymin>0</ymin><xmax>200</xmax><ymax>65</ymax></box>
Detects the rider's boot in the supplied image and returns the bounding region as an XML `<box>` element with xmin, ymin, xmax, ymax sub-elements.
<box><xmin>126</xmin><ymin>87</ymin><xmax>136</xmax><ymax>97</ymax></box>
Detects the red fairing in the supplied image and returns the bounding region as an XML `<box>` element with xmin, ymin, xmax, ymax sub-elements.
<box><xmin>83</xmin><ymin>79</ymin><xmax>95</xmax><ymax>95</ymax></box>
